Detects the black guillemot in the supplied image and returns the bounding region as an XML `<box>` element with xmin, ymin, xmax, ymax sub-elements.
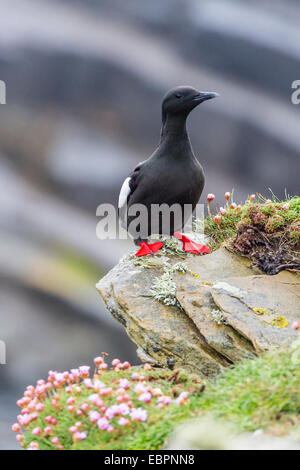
<box><xmin>118</xmin><ymin>85</ymin><xmax>218</xmax><ymax>256</ymax></box>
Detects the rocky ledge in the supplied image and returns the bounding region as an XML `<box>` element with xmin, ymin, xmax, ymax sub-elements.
<box><xmin>97</xmin><ymin>239</ymin><xmax>300</xmax><ymax>377</ymax></box>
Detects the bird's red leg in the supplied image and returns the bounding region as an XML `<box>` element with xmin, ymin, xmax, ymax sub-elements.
<box><xmin>173</xmin><ymin>232</ymin><xmax>210</xmax><ymax>255</ymax></box>
<box><xmin>136</xmin><ymin>241</ymin><xmax>164</xmax><ymax>257</ymax></box>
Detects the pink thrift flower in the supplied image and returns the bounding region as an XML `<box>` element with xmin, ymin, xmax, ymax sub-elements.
<box><xmin>51</xmin><ymin>437</ymin><xmax>60</xmax><ymax>445</ymax></box>
<box><xmin>70</xmin><ymin>369</ymin><xmax>80</xmax><ymax>379</ymax></box>
<box><xmin>134</xmin><ymin>383</ymin><xmax>146</xmax><ymax>395</ymax></box>
<box><xmin>158</xmin><ymin>396</ymin><xmax>172</xmax><ymax>405</ymax></box>
<box><xmin>292</xmin><ymin>321</ymin><xmax>299</xmax><ymax>330</ymax></box>
<box><xmin>206</xmin><ymin>193</ymin><xmax>215</xmax><ymax>203</ymax></box>
<box><xmin>118</xmin><ymin>417</ymin><xmax>129</xmax><ymax>426</ymax></box>
<box><xmin>79</xmin><ymin>366</ymin><xmax>90</xmax><ymax>378</ymax></box>
<box><xmin>130</xmin><ymin>408</ymin><xmax>147</xmax><ymax>422</ymax></box>
<box><xmin>44</xmin><ymin>426</ymin><xmax>52</xmax><ymax>435</ymax></box>
<box><xmin>54</xmin><ymin>373</ymin><xmax>65</xmax><ymax>384</ymax></box>
<box><xmin>89</xmin><ymin>410</ymin><xmax>101</xmax><ymax>423</ymax></box>
<box><xmin>12</xmin><ymin>423</ymin><xmax>21</xmax><ymax>433</ymax></box>
<box><xmin>105</xmin><ymin>405</ymin><xmax>120</xmax><ymax>419</ymax></box>
<box><xmin>93</xmin><ymin>379</ymin><xmax>105</xmax><ymax>391</ymax></box>
<box><xmin>112</xmin><ymin>359</ymin><xmax>120</xmax><ymax>367</ymax></box>
<box><xmin>118</xmin><ymin>403</ymin><xmax>130</xmax><ymax>416</ymax></box>
<box><xmin>100</xmin><ymin>387</ymin><xmax>113</xmax><ymax>396</ymax></box>
<box><xmin>29</xmin><ymin>441</ymin><xmax>39</xmax><ymax>450</ymax></box>
<box><xmin>119</xmin><ymin>378</ymin><xmax>130</xmax><ymax>390</ymax></box>
<box><xmin>94</xmin><ymin>356</ymin><xmax>104</xmax><ymax>365</ymax></box>
<box><xmin>139</xmin><ymin>392</ymin><xmax>151</xmax><ymax>403</ymax></box>
<box><xmin>175</xmin><ymin>391</ymin><xmax>189</xmax><ymax>406</ymax></box>
<box><xmin>282</xmin><ymin>203</ymin><xmax>290</xmax><ymax>210</ymax></box>
<box><xmin>225</xmin><ymin>192</ymin><xmax>231</xmax><ymax>201</ymax></box>
<box><xmin>69</xmin><ymin>426</ymin><xmax>77</xmax><ymax>434</ymax></box>
<box><xmin>97</xmin><ymin>417</ymin><xmax>109</xmax><ymax>431</ymax></box>
<box><xmin>73</xmin><ymin>431</ymin><xmax>87</xmax><ymax>441</ymax></box>
<box><xmin>219</xmin><ymin>207</ymin><xmax>226</xmax><ymax>215</ymax></box>
<box><xmin>35</xmin><ymin>403</ymin><xmax>44</xmax><ymax>412</ymax></box>
<box><xmin>83</xmin><ymin>378</ymin><xmax>93</xmax><ymax>389</ymax></box>
<box><xmin>214</xmin><ymin>215</ymin><xmax>221</xmax><ymax>226</ymax></box>
<box><xmin>80</xmin><ymin>403</ymin><xmax>90</xmax><ymax>412</ymax></box>
<box><xmin>131</xmin><ymin>372</ymin><xmax>139</xmax><ymax>381</ymax></box>
<box><xmin>88</xmin><ymin>393</ymin><xmax>100</xmax><ymax>405</ymax></box>
<box><xmin>32</xmin><ymin>427</ymin><xmax>41</xmax><ymax>436</ymax></box>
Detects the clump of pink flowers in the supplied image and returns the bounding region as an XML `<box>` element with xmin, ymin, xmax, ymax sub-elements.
<box><xmin>206</xmin><ymin>191</ymin><xmax>258</xmax><ymax>228</ymax></box>
<box><xmin>13</xmin><ymin>356</ymin><xmax>190</xmax><ymax>450</ymax></box>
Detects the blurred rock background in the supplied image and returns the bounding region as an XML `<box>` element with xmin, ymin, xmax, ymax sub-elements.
<box><xmin>0</xmin><ymin>0</ymin><xmax>299</xmax><ymax>449</ymax></box>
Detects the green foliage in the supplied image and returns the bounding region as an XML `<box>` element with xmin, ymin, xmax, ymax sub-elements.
<box><xmin>21</xmin><ymin>368</ymin><xmax>204</xmax><ymax>451</ymax></box>
<box><xmin>19</xmin><ymin>344</ymin><xmax>300</xmax><ymax>449</ymax></box>
<box><xmin>199</xmin><ymin>346</ymin><xmax>300</xmax><ymax>433</ymax></box>
<box><xmin>202</xmin><ymin>196</ymin><xmax>300</xmax><ymax>251</ymax></box>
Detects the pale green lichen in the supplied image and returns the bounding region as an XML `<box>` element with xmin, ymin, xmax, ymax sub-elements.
<box><xmin>150</xmin><ymin>271</ymin><xmax>178</xmax><ymax>307</ymax></box>
<box><xmin>171</xmin><ymin>262</ymin><xmax>189</xmax><ymax>274</ymax></box>
<box><xmin>159</xmin><ymin>237</ymin><xmax>187</xmax><ymax>258</ymax></box>
<box><xmin>149</xmin><ymin>261</ymin><xmax>188</xmax><ymax>308</ymax></box>
<box><xmin>211</xmin><ymin>309</ymin><xmax>227</xmax><ymax>325</ymax></box>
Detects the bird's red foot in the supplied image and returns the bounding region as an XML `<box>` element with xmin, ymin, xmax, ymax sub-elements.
<box><xmin>173</xmin><ymin>232</ymin><xmax>210</xmax><ymax>255</ymax></box>
<box><xmin>136</xmin><ymin>241</ymin><xmax>164</xmax><ymax>257</ymax></box>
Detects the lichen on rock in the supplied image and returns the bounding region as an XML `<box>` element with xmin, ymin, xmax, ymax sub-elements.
<box><xmin>97</xmin><ymin>239</ymin><xmax>300</xmax><ymax>377</ymax></box>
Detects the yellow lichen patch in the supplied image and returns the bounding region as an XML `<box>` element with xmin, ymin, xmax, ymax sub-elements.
<box><xmin>201</xmin><ymin>281</ymin><xmax>213</xmax><ymax>286</ymax></box>
<box><xmin>253</xmin><ymin>307</ymin><xmax>270</xmax><ymax>316</ymax></box>
<box><xmin>271</xmin><ymin>316</ymin><xmax>288</xmax><ymax>329</ymax></box>
<box><xmin>189</xmin><ymin>271</ymin><xmax>200</xmax><ymax>279</ymax></box>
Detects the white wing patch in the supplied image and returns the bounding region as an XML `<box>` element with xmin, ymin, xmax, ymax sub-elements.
<box><xmin>118</xmin><ymin>177</ymin><xmax>131</xmax><ymax>209</ymax></box>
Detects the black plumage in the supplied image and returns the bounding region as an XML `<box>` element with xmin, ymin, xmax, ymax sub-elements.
<box><xmin>118</xmin><ymin>86</ymin><xmax>218</xmax><ymax>249</ymax></box>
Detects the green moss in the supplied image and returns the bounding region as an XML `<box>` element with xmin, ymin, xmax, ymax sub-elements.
<box><xmin>202</xmin><ymin>196</ymin><xmax>300</xmax><ymax>252</ymax></box>
<box><xmin>289</xmin><ymin>230</ymin><xmax>300</xmax><ymax>243</ymax></box>
<box><xmin>265</xmin><ymin>215</ymin><xmax>285</xmax><ymax>233</ymax></box>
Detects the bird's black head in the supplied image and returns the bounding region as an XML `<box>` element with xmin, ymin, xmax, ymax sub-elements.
<box><xmin>161</xmin><ymin>86</ymin><xmax>218</xmax><ymax>124</ymax></box>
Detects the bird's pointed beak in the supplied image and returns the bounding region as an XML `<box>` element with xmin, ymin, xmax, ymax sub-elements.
<box><xmin>193</xmin><ymin>91</ymin><xmax>219</xmax><ymax>104</ymax></box>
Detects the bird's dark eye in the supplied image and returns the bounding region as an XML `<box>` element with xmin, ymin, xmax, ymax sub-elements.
<box><xmin>175</xmin><ymin>94</ymin><xmax>182</xmax><ymax>99</ymax></box>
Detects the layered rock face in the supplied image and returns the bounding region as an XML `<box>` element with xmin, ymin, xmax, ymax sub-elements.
<box><xmin>97</xmin><ymin>244</ymin><xmax>300</xmax><ymax>377</ymax></box>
